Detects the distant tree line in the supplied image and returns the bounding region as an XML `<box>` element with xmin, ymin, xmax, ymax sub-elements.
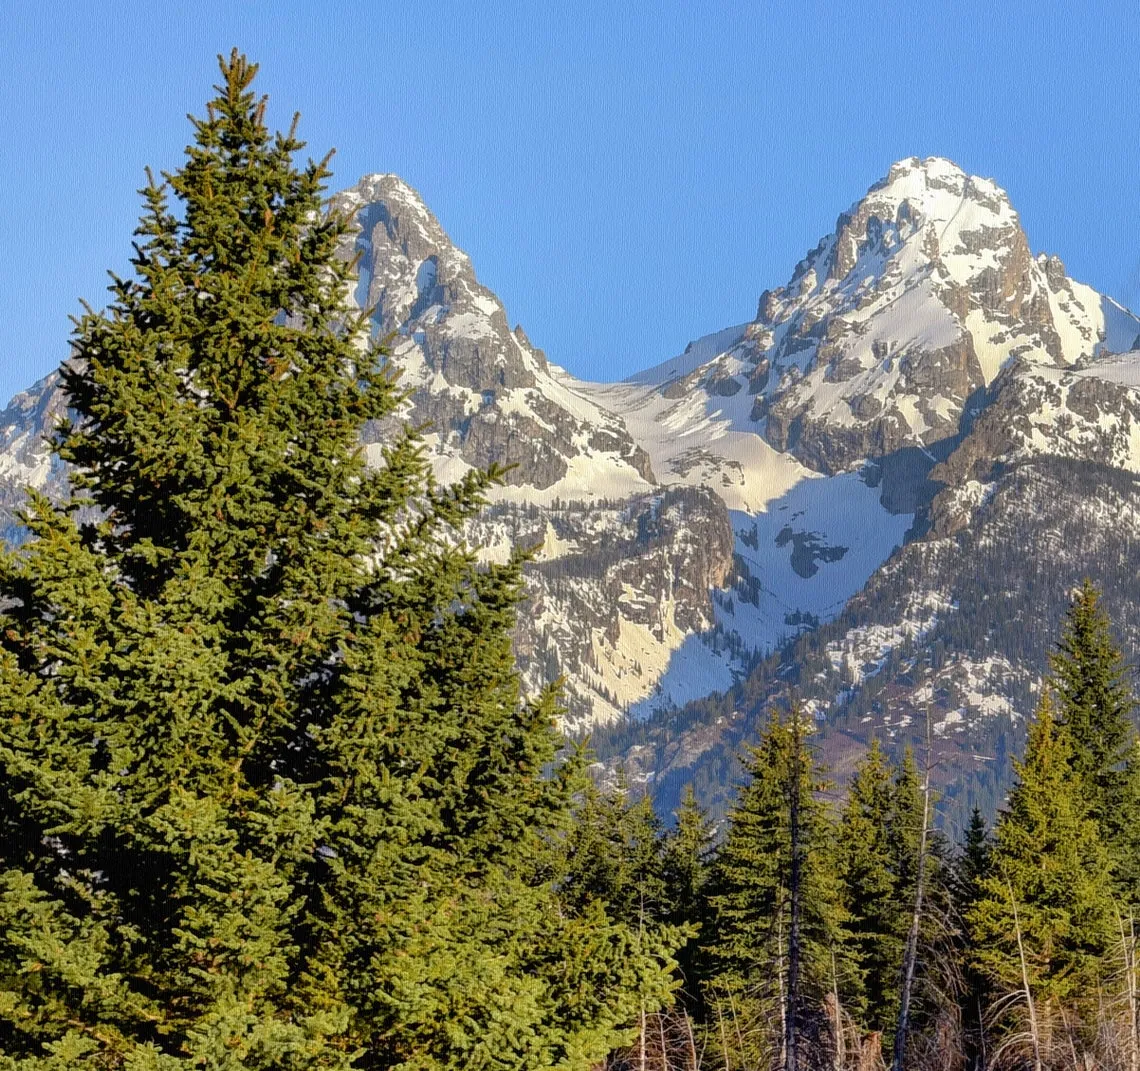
<box><xmin>585</xmin><ymin>580</ymin><xmax>1140</xmax><ymax>1071</ymax></box>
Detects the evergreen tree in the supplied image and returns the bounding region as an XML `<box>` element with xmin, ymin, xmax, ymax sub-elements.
<box><xmin>954</xmin><ymin>808</ymin><xmax>993</xmax><ymax>1071</ymax></box>
<box><xmin>661</xmin><ymin>786</ymin><xmax>716</xmax><ymax>1003</ymax></box>
<box><xmin>968</xmin><ymin>692</ymin><xmax>1116</xmax><ymax>1055</ymax></box>
<box><xmin>836</xmin><ymin>739</ymin><xmax>898</xmax><ymax>1028</ymax></box>
<box><xmin>559</xmin><ymin>775</ymin><xmax>670</xmax><ymax>927</ymax></box>
<box><xmin>0</xmin><ymin>53</ymin><xmax>676</xmax><ymax>1070</ymax></box>
<box><xmin>888</xmin><ymin>748</ymin><xmax>925</xmax><ymax>903</ymax></box>
<box><xmin>702</xmin><ymin>710</ymin><xmax>850</xmax><ymax>1069</ymax></box>
<box><xmin>957</xmin><ymin>807</ymin><xmax>993</xmax><ymax>905</ymax></box>
<box><xmin>1049</xmin><ymin>579</ymin><xmax>1138</xmax><ymax>865</ymax></box>
<box><xmin>836</xmin><ymin>742</ymin><xmax>946</xmax><ymax>1056</ymax></box>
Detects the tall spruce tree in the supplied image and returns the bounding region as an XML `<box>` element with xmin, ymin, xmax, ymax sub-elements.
<box><xmin>558</xmin><ymin>775</ymin><xmax>670</xmax><ymax>927</ymax></box>
<box><xmin>968</xmin><ymin>692</ymin><xmax>1116</xmax><ymax>1055</ymax></box>
<box><xmin>0</xmin><ymin>53</ymin><xmax>677</xmax><ymax>1070</ymax></box>
<box><xmin>836</xmin><ymin>739</ymin><xmax>898</xmax><ymax>1029</ymax></box>
<box><xmin>702</xmin><ymin>710</ymin><xmax>850</xmax><ymax>1069</ymax></box>
<box><xmin>836</xmin><ymin>742</ymin><xmax>944</xmax><ymax>1057</ymax></box>
<box><xmin>955</xmin><ymin>807</ymin><xmax>993</xmax><ymax>1071</ymax></box>
<box><xmin>661</xmin><ymin>786</ymin><xmax>715</xmax><ymax>1004</ymax></box>
<box><xmin>1049</xmin><ymin>579</ymin><xmax>1138</xmax><ymax>865</ymax></box>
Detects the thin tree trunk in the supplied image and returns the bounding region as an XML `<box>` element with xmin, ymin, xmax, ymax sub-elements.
<box><xmin>658</xmin><ymin>1010</ymin><xmax>669</xmax><ymax>1071</ymax></box>
<box><xmin>640</xmin><ymin>1003</ymin><xmax>648</xmax><ymax>1071</ymax></box>
<box><xmin>683</xmin><ymin>1009</ymin><xmax>700</xmax><ymax>1071</ymax></box>
<box><xmin>729</xmin><ymin>992</ymin><xmax>747</xmax><ymax>1071</ymax></box>
<box><xmin>831</xmin><ymin>947</ymin><xmax>846</xmax><ymax>1071</ymax></box>
<box><xmin>891</xmin><ymin>711</ymin><xmax>933</xmax><ymax>1071</ymax></box>
<box><xmin>976</xmin><ymin>995</ymin><xmax>987</xmax><ymax>1071</ymax></box>
<box><xmin>1126</xmin><ymin>907</ymin><xmax>1135</xmax><ymax>1071</ymax></box>
<box><xmin>1119</xmin><ymin>907</ymin><xmax>1139</xmax><ymax>1071</ymax></box>
<box><xmin>1007</xmin><ymin>876</ymin><xmax>1042</xmax><ymax>1071</ymax></box>
<box><xmin>717</xmin><ymin>998</ymin><xmax>732</xmax><ymax>1071</ymax></box>
<box><xmin>777</xmin><ymin>913</ymin><xmax>788</xmax><ymax>1070</ymax></box>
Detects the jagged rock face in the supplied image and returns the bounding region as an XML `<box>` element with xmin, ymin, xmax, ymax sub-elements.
<box><xmin>7</xmin><ymin>159</ymin><xmax>1140</xmax><ymax>762</ymax></box>
<box><xmin>0</xmin><ymin>372</ymin><xmax>69</xmax><ymax>542</ymax></box>
<box><xmin>333</xmin><ymin>175</ymin><xmax>654</xmax><ymax>493</ymax></box>
<box><xmin>614</xmin><ymin>454</ymin><xmax>1140</xmax><ymax>830</ymax></box>
<box><xmin>465</xmin><ymin>487</ymin><xmax>738</xmax><ymax>731</ymax></box>
<box><xmin>643</xmin><ymin>157</ymin><xmax>1139</xmax><ymax>476</ymax></box>
<box><xmin>929</xmin><ymin>353</ymin><xmax>1140</xmax><ymax>533</ymax></box>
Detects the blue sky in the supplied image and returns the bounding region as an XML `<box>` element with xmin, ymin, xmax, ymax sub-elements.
<box><xmin>2</xmin><ymin>1</ymin><xmax>1138</xmax><ymax>403</ymax></box>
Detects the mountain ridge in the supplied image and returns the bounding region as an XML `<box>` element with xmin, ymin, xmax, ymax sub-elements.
<box><xmin>4</xmin><ymin>157</ymin><xmax>1140</xmax><ymax>813</ymax></box>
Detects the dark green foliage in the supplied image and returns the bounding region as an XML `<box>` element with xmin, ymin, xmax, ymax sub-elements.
<box><xmin>559</xmin><ymin>774</ymin><xmax>669</xmax><ymax>926</ymax></box>
<box><xmin>954</xmin><ymin>807</ymin><xmax>993</xmax><ymax>1071</ymax></box>
<box><xmin>661</xmin><ymin>786</ymin><xmax>716</xmax><ymax>1004</ymax></box>
<box><xmin>1049</xmin><ymin>580</ymin><xmax>1140</xmax><ymax>903</ymax></box>
<box><xmin>835</xmin><ymin>741</ymin><xmax>956</xmax><ymax>1060</ymax></box>
<box><xmin>836</xmin><ymin>739</ymin><xmax>899</xmax><ymax>1026</ymax></box>
<box><xmin>701</xmin><ymin>711</ymin><xmax>850</xmax><ymax>1067</ymax></box>
<box><xmin>836</xmin><ymin>740</ymin><xmax>929</xmax><ymax>1036</ymax></box>
<box><xmin>968</xmin><ymin>692</ymin><xmax>1115</xmax><ymax>1028</ymax></box>
<box><xmin>0</xmin><ymin>53</ymin><xmax>676</xmax><ymax>1070</ymax></box>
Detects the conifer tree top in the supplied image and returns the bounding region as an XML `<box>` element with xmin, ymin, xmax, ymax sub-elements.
<box><xmin>0</xmin><ymin>51</ymin><xmax>678</xmax><ymax>1069</ymax></box>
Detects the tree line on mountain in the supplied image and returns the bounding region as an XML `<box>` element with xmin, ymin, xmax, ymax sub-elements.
<box><xmin>1</xmin><ymin>51</ymin><xmax>1138</xmax><ymax>1071</ymax></box>
<box><xmin>587</xmin><ymin>576</ymin><xmax>1140</xmax><ymax>1071</ymax></box>
<box><xmin>592</xmin><ymin>453</ymin><xmax>1140</xmax><ymax>835</ymax></box>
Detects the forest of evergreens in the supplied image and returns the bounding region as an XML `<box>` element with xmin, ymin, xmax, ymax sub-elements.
<box><xmin>586</xmin><ymin>576</ymin><xmax>1140</xmax><ymax>1071</ymax></box>
<box><xmin>0</xmin><ymin>52</ymin><xmax>1137</xmax><ymax>1071</ymax></box>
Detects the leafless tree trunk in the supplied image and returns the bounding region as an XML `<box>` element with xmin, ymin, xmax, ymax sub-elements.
<box><xmin>1007</xmin><ymin>876</ymin><xmax>1042</xmax><ymax>1071</ymax></box>
<box><xmin>892</xmin><ymin>711</ymin><xmax>934</xmax><ymax>1071</ymax></box>
<box><xmin>716</xmin><ymin>997</ymin><xmax>732</xmax><ymax>1071</ymax></box>
<box><xmin>639</xmin><ymin>1003</ymin><xmax>647</xmax><ymax>1071</ymax></box>
<box><xmin>1126</xmin><ymin>909</ymin><xmax>1140</xmax><ymax>1071</ymax></box>
<box><xmin>683</xmin><ymin>1009</ymin><xmax>700</xmax><ymax>1071</ymax></box>
<box><xmin>728</xmin><ymin>991</ymin><xmax>747</xmax><ymax>1071</ymax></box>
<box><xmin>831</xmin><ymin>948</ymin><xmax>846</xmax><ymax>1071</ymax></box>
<box><xmin>777</xmin><ymin>915</ymin><xmax>788</xmax><ymax>1071</ymax></box>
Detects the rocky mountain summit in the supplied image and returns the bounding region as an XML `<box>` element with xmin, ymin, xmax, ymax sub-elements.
<box><xmin>5</xmin><ymin>157</ymin><xmax>1140</xmax><ymax>816</ymax></box>
<box><xmin>637</xmin><ymin>156</ymin><xmax>1137</xmax><ymax>476</ymax></box>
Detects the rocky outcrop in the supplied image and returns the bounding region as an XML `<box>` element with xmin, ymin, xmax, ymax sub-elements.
<box><xmin>0</xmin><ymin>371</ymin><xmax>70</xmax><ymax>542</ymax></box>
<box><xmin>8</xmin><ymin>159</ymin><xmax>1140</xmax><ymax>760</ymax></box>
<box><xmin>334</xmin><ymin>175</ymin><xmax>655</xmax><ymax>492</ymax></box>
<box><xmin>466</xmin><ymin>487</ymin><xmax>739</xmax><ymax>730</ymax></box>
<box><xmin>643</xmin><ymin>157</ymin><xmax>1140</xmax><ymax>477</ymax></box>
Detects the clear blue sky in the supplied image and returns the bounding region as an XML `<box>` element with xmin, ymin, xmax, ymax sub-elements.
<box><xmin>2</xmin><ymin>1</ymin><xmax>1138</xmax><ymax>404</ymax></box>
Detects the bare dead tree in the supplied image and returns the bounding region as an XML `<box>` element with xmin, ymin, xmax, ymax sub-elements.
<box><xmin>1124</xmin><ymin>909</ymin><xmax>1139</xmax><ymax>1071</ymax></box>
<box><xmin>1006</xmin><ymin>875</ymin><xmax>1042</xmax><ymax>1071</ymax></box>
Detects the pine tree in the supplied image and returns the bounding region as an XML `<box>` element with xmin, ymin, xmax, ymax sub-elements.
<box><xmin>968</xmin><ymin>691</ymin><xmax>1116</xmax><ymax>1059</ymax></box>
<box><xmin>661</xmin><ymin>786</ymin><xmax>716</xmax><ymax>1004</ymax></box>
<box><xmin>0</xmin><ymin>53</ymin><xmax>677</xmax><ymax>1070</ymax></box>
<box><xmin>702</xmin><ymin>710</ymin><xmax>849</xmax><ymax>1069</ymax></box>
<box><xmin>1050</xmin><ymin>580</ymin><xmax>1138</xmax><ymax>865</ymax></box>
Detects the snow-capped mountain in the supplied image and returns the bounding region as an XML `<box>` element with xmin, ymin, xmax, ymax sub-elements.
<box><xmin>606</xmin><ymin>349</ymin><xmax>1140</xmax><ymax>827</ymax></box>
<box><xmin>333</xmin><ymin>174</ymin><xmax>655</xmax><ymax>502</ymax></box>
<box><xmin>4</xmin><ymin>157</ymin><xmax>1140</xmax><ymax>802</ymax></box>
<box><xmin>687</xmin><ymin>156</ymin><xmax>1136</xmax><ymax>475</ymax></box>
